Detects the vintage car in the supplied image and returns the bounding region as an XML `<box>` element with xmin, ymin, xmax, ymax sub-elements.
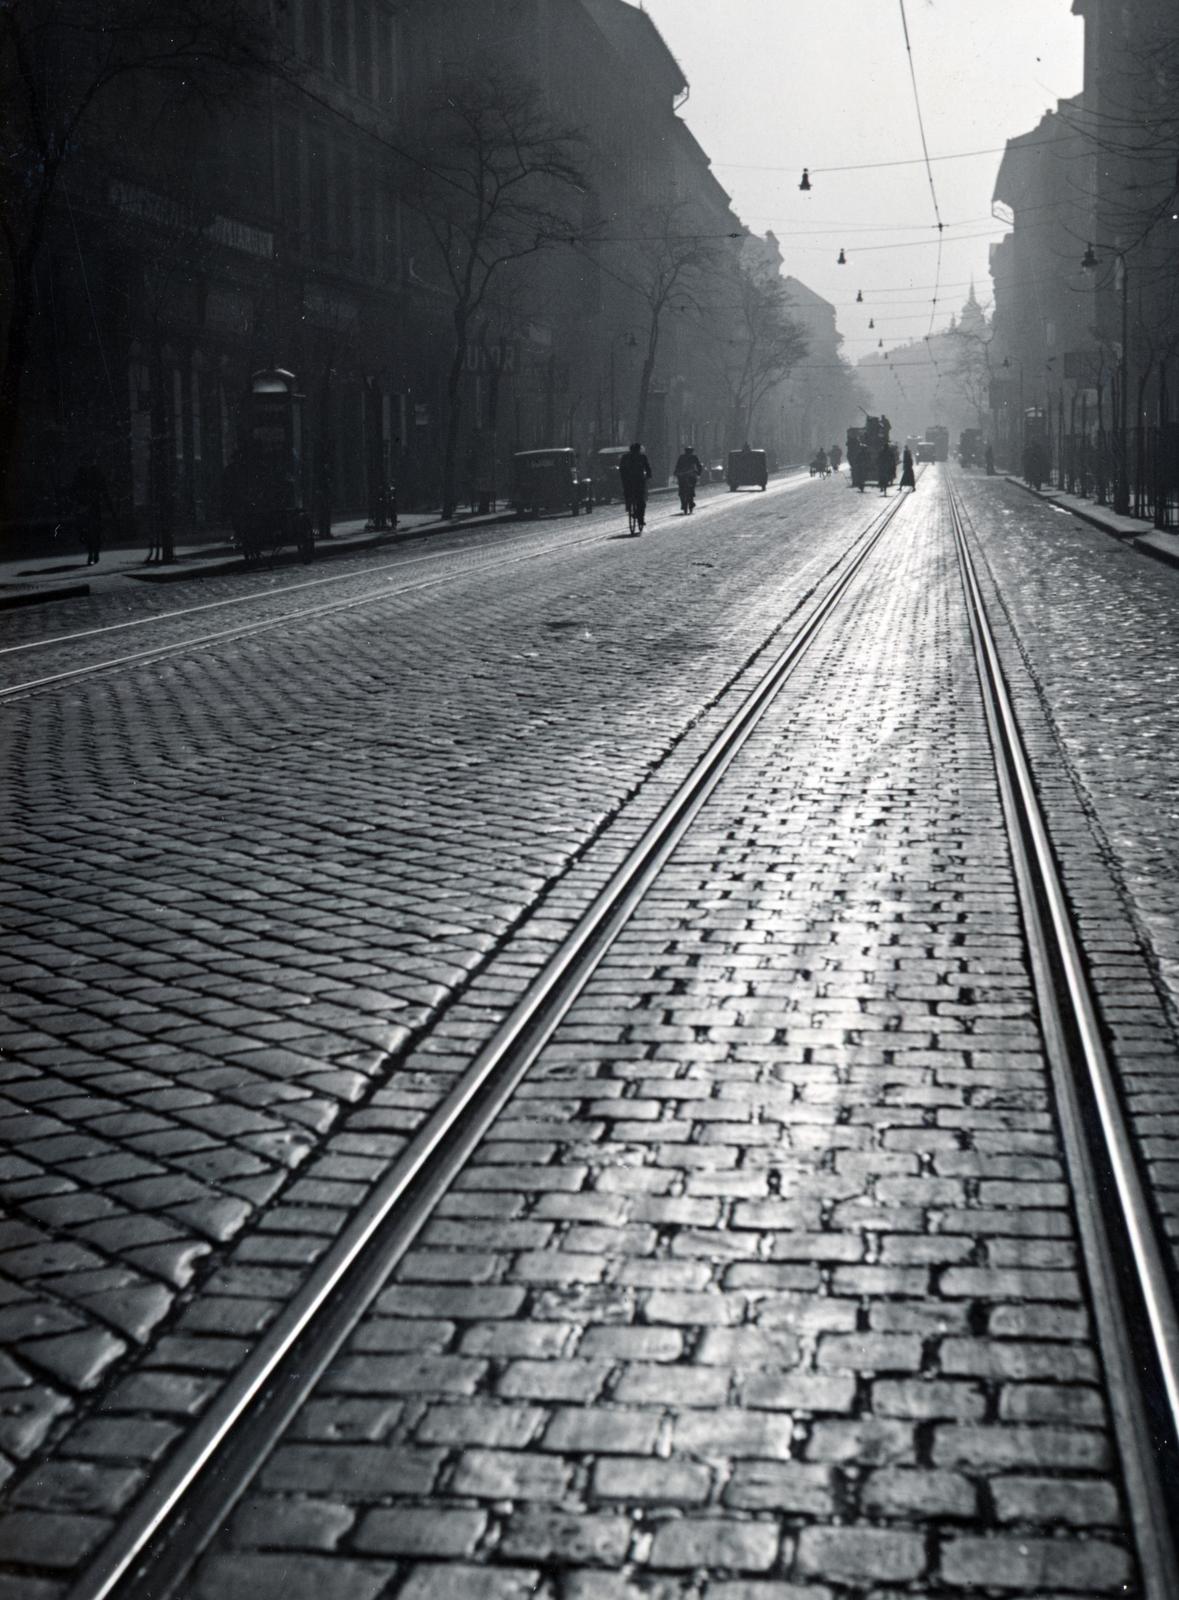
<box><xmin>590</xmin><ymin>445</ymin><xmax>630</xmax><ymax>504</ymax></box>
<box><xmin>727</xmin><ymin>446</ymin><xmax>768</xmax><ymax>491</ymax></box>
<box><xmin>510</xmin><ymin>448</ymin><xmax>592</xmax><ymax>517</ymax></box>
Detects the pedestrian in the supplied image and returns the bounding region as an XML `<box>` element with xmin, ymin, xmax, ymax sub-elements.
<box><xmin>69</xmin><ymin>453</ymin><xmax>114</xmax><ymax>565</ymax></box>
<box><xmin>1022</xmin><ymin>440</ymin><xmax>1047</xmax><ymax>491</ymax></box>
<box><xmin>899</xmin><ymin>445</ymin><xmax>916</xmax><ymax>492</ymax></box>
<box><xmin>877</xmin><ymin>441</ymin><xmax>894</xmax><ymax>495</ymax></box>
<box><xmin>315</xmin><ymin>444</ymin><xmax>334</xmax><ymax>541</ymax></box>
<box><xmin>985</xmin><ymin>442</ymin><xmax>995</xmax><ymax>475</ymax></box>
<box><xmin>222</xmin><ymin>447</ymin><xmax>249</xmax><ymax>553</ymax></box>
<box><xmin>830</xmin><ymin>443</ymin><xmax>842</xmax><ymax>473</ymax></box>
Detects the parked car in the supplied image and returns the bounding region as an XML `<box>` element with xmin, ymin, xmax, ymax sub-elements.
<box><xmin>727</xmin><ymin>447</ymin><xmax>768</xmax><ymax>491</ymax></box>
<box><xmin>510</xmin><ymin>448</ymin><xmax>592</xmax><ymax>517</ymax></box>
<box><xmin>590</xmin><ymin>445</ymin><xmax>630</xmax><ymax>504</ymax></box>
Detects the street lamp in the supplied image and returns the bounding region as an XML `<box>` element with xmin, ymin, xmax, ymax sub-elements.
<box><xmin>608</xmin><ymin>331</ymin><xmax>637</xmax><ymax>446</ymax></box>
<box><xmin>1081</xmin><ymin>242</ymin><xmax>1130</xmax><ymax>514</ymax></box>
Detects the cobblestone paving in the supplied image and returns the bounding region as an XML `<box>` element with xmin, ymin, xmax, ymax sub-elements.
<box><xmin>0</xmin><ymin>483</ymin><xmax>783</xmax><ymax>668</ymax></box>
<box><xmin>954</xmin><ymin>471</ymin><xmax>1179</xmax><ymax>1264</ymax></box>
<box><xmin>0</xmin><ymin>477</ymin><xmax>874</xmax><ymax>1572</ymax></box>
<box><xmin>186</xmin><ymin>488</ymin><xmax>1137</xmax><ymax>1597</ymax></box>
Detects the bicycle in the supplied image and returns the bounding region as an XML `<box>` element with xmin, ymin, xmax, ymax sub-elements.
<box><xmin>676</xmin><ymin>473</ymin><xmax>698</xmax><ymax>514</ymax></box>
<box><xmin>624</xmin><ymin>488</ymin><xmax>645</xmax><ymax>536</ymax></box>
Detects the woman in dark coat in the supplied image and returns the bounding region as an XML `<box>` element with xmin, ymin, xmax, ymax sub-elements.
<box><xmin>899</xmin><ymin>446</ymin><xmax>916</xmax><ymax>491</ymax></box>
<box><xmin>877</xmin><ymin>442</ymin><xmax>895</xmax><ymax>494</ymax></box>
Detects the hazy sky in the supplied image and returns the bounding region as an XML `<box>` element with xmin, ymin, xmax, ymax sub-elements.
<box><xmin>641</xmin><ymin>0</ymin><xmax>1084</xmax><ymax>360</ymax></box>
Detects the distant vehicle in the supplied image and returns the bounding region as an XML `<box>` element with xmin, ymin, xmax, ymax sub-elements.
<box><xmin>510</xmin><ymin>448</ymin><xmax>592</xmax><ymax>517</ymax></box>
<box><xmin>846</xmin><ymin>415</ymin><xmax>892</xmax><ymax>489</ymax></box>
<box><xmin>727</xmin><ymin>446</ymin><xmax>768</xmax><ymax>491</ymax></box>
<box><xmin>925</xmin><ymin>424</ymin><xmax>950</xmax><ymax>462</ymax></box>
<box><xmin>915</xmin><ymin>439</ymin><xmax>938</xmax><ymax>463</ymax></box>
<box><xmin>590</xmin><ymin>445</ymin><xmax>629</xmax><ymax>504</ymax></box>
<box><xmin>958</xmin><ymin>428</ymin><xmax>984</xmax><ymax>468</ymax></box>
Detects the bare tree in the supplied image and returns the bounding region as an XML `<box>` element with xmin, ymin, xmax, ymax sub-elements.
<box><xmin>704</xmin><ymin>264</ymin><xmax>808</xmax><ymax>449</ymax></box>
<box><xmin>608</xmin><ymin>202</ymin><xmax>724</xmax><ymax>446</ymax></box>
<box><xmin>946</xmin><ymin>324</ymin><xmax>995</xmax><ymax>433</ymax></box>
<box><xmin>399</xmin><ymin>72</ymin><xmax>586</xmax><ymax>520</ymax></box>
<box><xmin>0</xmin><ymin>0</ymin><xmax>284</xmax><ymax>515</ymax></box>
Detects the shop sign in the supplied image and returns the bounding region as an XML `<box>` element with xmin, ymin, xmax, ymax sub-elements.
<box><xmin>209</xmin><ymin>214</ymin><xmax>273</xmax><ymax>259</ymax></box>
<box><xmin>464</xmin><ymin>343</ymin><xmax>518</xmax><ymax>375</ymax></box>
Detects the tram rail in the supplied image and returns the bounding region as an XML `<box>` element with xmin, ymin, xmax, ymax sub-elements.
<box><xmin>64</xmin><ymin>485</ymin><xmax>915</xmax><ymax>1600</ymax></box>
<box><xmin>0</xmin><ymin>473</ymin><xmax>807</xmax><ymax>699</ymax></box>
<box><xmin>947</xmin><ymin>477</ymin><xmax>1179</xmax><ymax>1597</ymax></box>
<box><xmin>48</xmin><ymin>468</ymin><xmax>1179</xmax><ymax>1599</ymax></box>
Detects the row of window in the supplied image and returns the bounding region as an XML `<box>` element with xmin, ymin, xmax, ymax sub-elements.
<box><xmin>284</xmin><ymin>0</ymin><xmax>397</xmax><ymax>106</ymax></box>
<box><xmin>277</xmin><ymin>121</ymin><xmax>399</xmax><ymax>280</ymax></box>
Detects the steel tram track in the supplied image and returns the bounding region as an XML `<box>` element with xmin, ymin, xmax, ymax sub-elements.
<box><xmin>61</xmin><ymin>472</ymin><xmax>1179</xmax><ymax>1598</ymax></box>
<box><xmin>947</xmin><ymin>477</ymin><xmax>1179</xmax><ymax>1599</ymax></box>
<box><xmin>65</xmin><ymin>483</ymin><xmax>915</xmax><ymax>1600</ymax></box>
<box><xmin>0</xmin><ymin>476</ymin><xmax>807</xmax><ymax>700</ymax></box>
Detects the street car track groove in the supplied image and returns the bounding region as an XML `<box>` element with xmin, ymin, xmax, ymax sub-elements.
<box><xmin>0</xmin><ymin>472</ymin><xmax>810</xmax><ymax>669</ymax></box>
<box><xmin>65</xmin><ymin>485</ymin><xmax>915</xmax><ymax>1600</ymax></box>
<box><xmin>948</xmin><ymin>477</ymin><xmax>1179</xmax><ymax>1599</ymax></box>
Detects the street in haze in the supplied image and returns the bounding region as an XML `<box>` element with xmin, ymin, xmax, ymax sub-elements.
<box><xmin>2</xmin><ymin>4</ymin><xmax>1179</xmax><ymax>1600</ymax></box>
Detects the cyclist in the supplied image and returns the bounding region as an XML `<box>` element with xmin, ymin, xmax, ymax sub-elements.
<box><xmin>618</xmin><ymin>441</ymin><xmax>652</xmax><ymax>534</ymax></box>
<box><xmin>673</xmin><ymin>444</ymin><xmax>704</xmax><ymax>513</ymax></box>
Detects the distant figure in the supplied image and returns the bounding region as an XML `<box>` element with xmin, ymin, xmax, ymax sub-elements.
<box><xmin>830</xmin><ymin>444</ymin><xmax>842</xmax><ymax>473</ymax></box>
<box><xmin>315</xmin><ymin>444</ymin><xmax>334</xmax><ymax>541</ymax></box>
<box><xmin>674</xmin><ymin>444</ymin><xmax>703</xmax><ymax>513</ymax></box>
<box><xmin>619</xmin><ymin>441</ymin><xmax>652</xmax><ymax>532</ymax></box>
<box><xmin>899</xmin><ymin>446</ymin><xmax>916</xmax><ymax>491</ymax></box>
<box><xmin>985</xmin><ymin>442</ymin><xmax>995</xmax><ymax>476</ymax></box>
<box><xmin>877</xmin><ymin>442</ymin><xmax>894</xmax><ymax>495</ymax></box>
<box><xmin>69</xmin><ymin>454</ymin><xmax>114</xmax><ymax>565</ymax></box>
<box><xmin>851</xmin><ymin>442</ymin><xmax>868</xmax><ymax>492</ymax></box>
<box><xmin>1022</xmin><ymin>440</ymin><xmax>1047</xmax><ymax>491</ymax></box>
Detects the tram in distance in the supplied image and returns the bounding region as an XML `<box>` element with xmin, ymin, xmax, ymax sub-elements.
<box><xmin>921</xmin><ymin>424</ymin><xmax>950</xmax><ymax>462</ymax></box>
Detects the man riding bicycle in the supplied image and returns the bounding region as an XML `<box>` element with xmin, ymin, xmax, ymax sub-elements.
<box><xmin>618</xmin><ymin>441</ymin><xmax>652</xmax><ymax>534</ymax></box>
<box><xmin>673</xmin><ymin>444</ymin><xmax>704</xmax><ymax>513</ymax></box>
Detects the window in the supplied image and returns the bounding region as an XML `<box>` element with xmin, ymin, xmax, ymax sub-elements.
<box><xmin>278</xmin><ymin>126</ymin><xmax>302</xmax><ymax>245</ymax></box>
<box><xmin>303</xmin><ymin>0</ymin><xmax>323</xmax><ymax>64</ymax></box>
<box><xmin>335</xmin><ymin>145</ymin><xmax>354</xmax><ymax>262</ymax></box>
<box><xmin>308</xmin><ymin>128</ymin><xmax>329</xmax><ymax>254</ymax></box>
<box><xmin>376</xmin><ymin>10</ymin><xmax>394</xmax><ymax>106</ymax></box>
<box><xmin>331</xmin><ymin>0</ymin><xmax>352</xmax><ymax>84</ymax></box>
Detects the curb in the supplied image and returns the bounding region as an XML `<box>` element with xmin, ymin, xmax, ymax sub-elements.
<box><xmin>0</xmin><ymin>582</ymin><xmax>91</xmax><ymax>611</ymax></box>
<box><xmin>1002</xmin><ymin>475</ymin><xmax>1179</xmax><ymax>571</ymax></box>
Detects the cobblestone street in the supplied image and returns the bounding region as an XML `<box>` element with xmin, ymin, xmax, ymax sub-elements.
<box><xmin>1</xmin><ymin>471</ymin><xmax>1177</xmax><ymax>1597</ymax></box>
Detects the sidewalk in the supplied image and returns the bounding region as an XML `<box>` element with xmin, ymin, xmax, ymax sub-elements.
<box><xmin>0</xmin><ymin>505</ymin><xmax>515</xmax><ymax>611</ymax></box>
<box><xmin>1006</xmin><ymin>475</ymin><xmax>1179</xmax><ymax>572</ymax></box>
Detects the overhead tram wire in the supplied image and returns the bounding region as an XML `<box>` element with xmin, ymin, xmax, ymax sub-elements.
<box><xmin>896</xmin><ymin>0</ymin><xmax>945</xmax><ymax>338</ymax></box>
<box><xmin>713</xmin><ymin>137</ymin><xmax>1059</xmax><ymax>177</ymax></box>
